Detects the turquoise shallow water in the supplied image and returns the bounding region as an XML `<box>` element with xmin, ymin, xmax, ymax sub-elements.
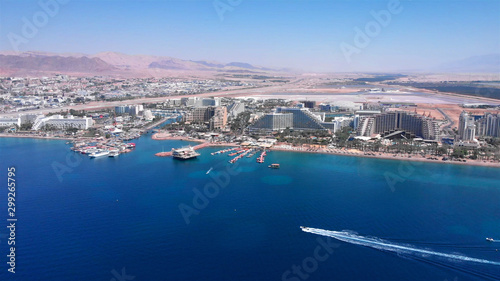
<box><xmin>0</xmin><ymin>135</ymin><xmax>499</xmax><ymax>280</ymax></box>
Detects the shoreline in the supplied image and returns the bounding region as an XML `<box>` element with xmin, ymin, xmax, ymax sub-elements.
<box><xmin>152</xmin><ymin>133</ymin><xmax>207</xmax><ymax>143</ymax></box>
<box><xmin>2</xmin><ymin>132</ymin><xmax>498</xmax><ymax>168</ymax></box>
<box><xmin>151</xmin><ymin>133</ymin><xmax>500</xmax><ymax>168</ymax></box>
<box><xmin>0</xmin><ymin>133</ymin><xmax>75</xmax><ymax>141</ymax></box>
<box><xmin>269</xmin><ymin>146</ymin><xmax>500</xmax><ymax>168</ymax></box>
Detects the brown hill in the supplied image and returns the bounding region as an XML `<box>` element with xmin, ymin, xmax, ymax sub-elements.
<box><xmin>0</xmin><ymin>54</ymin><xmax>115</xmax><ymax>76</ymax></box>
<box><xmin>0</xmin><ymin>51</ymin><xmax>284</xmax><ymax>77</ymax></box>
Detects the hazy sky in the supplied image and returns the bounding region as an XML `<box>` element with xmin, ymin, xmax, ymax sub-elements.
<box><xmin>1</xmin><ymin>0</ymin><xmax>499</xmax><ymax>72</ymax></box>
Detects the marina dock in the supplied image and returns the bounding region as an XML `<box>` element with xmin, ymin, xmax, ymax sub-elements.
<box><xmin>257</xmin><ymin>150</ymin><xmax>267</xmax><ymax>163</ymax></box>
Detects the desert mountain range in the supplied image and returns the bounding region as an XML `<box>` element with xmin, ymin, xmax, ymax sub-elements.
<box><xmin>0</xmin><ymin>51</ymin><xmax>283</xmax><ymax>77</ymax></box>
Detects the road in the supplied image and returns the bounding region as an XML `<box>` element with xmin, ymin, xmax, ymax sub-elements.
<box><xmin>437</xmin><ymin>108</ymin><xmax>455</xmax><ymax>135</ymax></box>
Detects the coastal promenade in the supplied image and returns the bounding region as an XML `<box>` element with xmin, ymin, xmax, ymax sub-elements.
<box><xmin>152</xmin><ymin>133</ymin><xmax>206</xmax><ymax>142</ymax></box>
<box><xmin>151</xmin><ymin>132</ymin><xmax>500</xmax><ymax>167</ymax></box>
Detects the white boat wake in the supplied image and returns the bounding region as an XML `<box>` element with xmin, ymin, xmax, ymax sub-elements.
<box><xmin>301</xmin><ymin>227</ymin><xmax>500</xmax><ymax>266</ymax></box>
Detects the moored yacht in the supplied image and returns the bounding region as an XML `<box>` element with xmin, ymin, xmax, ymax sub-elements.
<box><xmin>172</xmin><ymin>146</ymin><xmax>200</xmax><ymax>160</ymax></box>
<box><xmin>89</xmin><ymin>150</ymin><xmax>110</xmax><ymax>158</ymax></box>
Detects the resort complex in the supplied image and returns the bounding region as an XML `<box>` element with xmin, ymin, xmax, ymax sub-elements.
<box><xmin>2</xmin><ymin>77</ymin><xmax>499</xmax><ymax>165</ymax></box>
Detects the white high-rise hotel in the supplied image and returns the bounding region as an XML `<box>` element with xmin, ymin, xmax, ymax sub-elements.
<box><xmin>357</xmin><ymin>111</ymin><xmax>439</xmax><ymax>140</ymax></box>
<box><xmin>458</xmin><ymin>111</ymin><xmax>500</xmax><ymax>141</ymax></box>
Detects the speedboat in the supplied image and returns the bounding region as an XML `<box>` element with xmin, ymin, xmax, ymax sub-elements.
<box><xmin>300</xmin><ymin>226</ymin><xmax>309</xmax><ymax>230</ymax></box>
<box><xmin>486</xmin><ymin>238</ymin><xmax>494</xmax><ymax>242</ymax></box>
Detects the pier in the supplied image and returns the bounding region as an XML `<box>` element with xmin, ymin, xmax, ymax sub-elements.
<box><xmin>229</xmin><ymin>149</ymin><xmax>252</xmax><ymax>164</ymax></box>
<box><xmin>257</xmin><ymin>150</ymin><xmax>267</xmax><ymax>163</ymax></box>
<box><xmin>211</xmin><ymin>147</ymin><xmax>238</xmax><ymax>155</ymax></box>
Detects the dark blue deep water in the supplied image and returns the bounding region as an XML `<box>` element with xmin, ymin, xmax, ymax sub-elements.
<box><xmin>0</xmin><ymin>136</ymin><xmax>499</xmax><ymax>280</ymax></box>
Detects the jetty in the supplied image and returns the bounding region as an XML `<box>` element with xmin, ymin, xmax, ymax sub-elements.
<box><xmin>211</xmin><ymin>147</ymin><xmax>238</xmax><ymax>155</ymax></box>
<box><xmin>257</xmin><ymin>150</ymin><xmax>267</xmax><ymax>163</ymax></box>
<box><xmin>228</xmin><ymin>149</ymin><xmax>252</xmax><ymax>164</ymax></box>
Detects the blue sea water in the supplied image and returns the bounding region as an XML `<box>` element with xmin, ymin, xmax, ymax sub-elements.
<box><xmin>0</xmin><ymin>135</ymin><xmax>499</xmax><ymax>281</ymax></box>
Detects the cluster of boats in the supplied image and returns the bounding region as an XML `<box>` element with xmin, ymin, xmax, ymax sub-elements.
<box><xmin>71</xmin><ymin>141</ymin><xmax>136</xmax><ymax>158</ymax></box>
<box><xmin>228</xmin><ymin>149</ymin><xmax>253</xmax><ymax>164</ymax></box>
<box><xmin>210</xmin><ymin>147</ymin><xmax>279</xmax><ymax>167</ymax></box>
<box><xmin>246</xmin><ymin>150</ymin><xmax>257</xmax><ymax>158</ymax></box>
<box><xmin>211</xmin><ymin>148</ymin><xmax>238</xmax><ymax>155</ymax></box>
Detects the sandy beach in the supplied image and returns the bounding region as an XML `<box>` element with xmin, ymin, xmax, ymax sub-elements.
<box><xmin>152</xmin><ymin>133</ymin><xmax>206</xmax><ymax>142</ymax></box>
<box><xmin>151</xmin><ymin>133</ymin><xmax>500</xmax><ymax>167</ymax></box>
<box><xmin>270</xmin><ymin>145</ymin><xmax>500</xmax><ymax>168</ymax></box>
<box><xmin>0</xmin><ymin>133</ymin><xmax>75</xmax><ymax>141</ymax></box>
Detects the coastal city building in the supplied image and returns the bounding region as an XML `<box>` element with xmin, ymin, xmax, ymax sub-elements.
<box><xmin>248</xmin><ymin>106</ymin><xmax>355</xmax><ymax>133</ymax></box>
<box><xmin>227</xmin><ymin>102</ymin><xmax>245</xmax><ymax>118</ymax></box>
<box><xmin>143</xmin><ymin>110</ymin><xmax>154</xmax><ymax>121</ymax></box>
<box><xmin>184</xmin><ymin>106</ymin><xmax>227</xmax><ymax>127</ymax></box>
<box><xmin>319</xmin><ymin>103</ymin><xmax>332</xmax><ymax>112</ymax></box>
<box><xmin>32</xmin><ymin>115</ymin><xmax>94</xmax><ymax>130</ymax></box>
<box><xmin>320</xmin><ymin>101</ymin><xmax>363</xmax><ymax>112</ymax></box>
<box><xmin>196</xmin><ymin>98</ymin><xmax>220</xmax><ymax>107</ymax></box>
<box><xmin>275</xmin><ymin>107</ymin><xmax>328</xmax><ymax>131</ymax></box>
<box><xmin>458</xmin><ymin>111</ymin><xmax>476</xmax><ymax>141</ymax></box>
<box><xmin>248</xmin><ymin>112</ymin><xmax>293</xmax><ymax>133</ymax></box>
<box><xmin>322</xmin><ymin>116</ymin><xmax>354</xmax><ymax>132</ymax></box>
<box><xmin>299</xmin><ymin>100</ymin><xmax>316</xmax><ymax>109</ymax></box>
<box><xmin>115</xmin><ymin>105</ymin><xmax>144</xmax><ymax>115</ymax></box>
<box><xmin>0</xmin><ymin>117</ymin><xmax>21</xmax><ymax>127</ymax></box>
<box><xmin>186</xmin><ymin>107</ymin><xmax>214</xmax><ymax>123</ymax></box>
<box><xmin>476</xmin><ymin>112</ymin><xmax>500</xmax><ymax>138</ymax></box>
<box><xmin>357</xmin><ymin>111</ymin><xmax>439</xmax><ymax>140</ymax></box>
<box><xmin>209</xmin><ymin>106</ymin><xmax>228</xmax><ymax>130</ymax></box>
<box><xmin>459</xmin><ymin>111</ymin><xmax>500</xmax><ymax>140</ymax></box>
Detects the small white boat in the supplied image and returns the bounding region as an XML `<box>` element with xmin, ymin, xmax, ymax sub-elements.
<box><xmin>206</xmin><ymin>167</ymin><xmax>213</xmax><ymax>174</ymax></box>
<box><xmin>486</xmin><ymin>238</ymin><xmax>494</xmax><ymax>242</ymax></box>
